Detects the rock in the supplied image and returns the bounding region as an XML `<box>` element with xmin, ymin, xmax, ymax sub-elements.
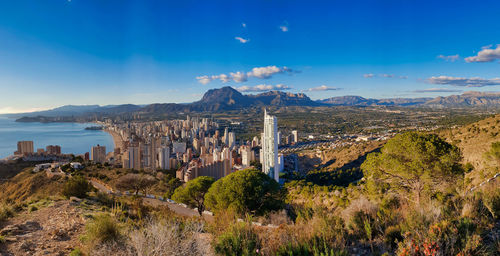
<box><xmin>69</xmin><ymin>197</ymin><xmax>81</xmax><ymax>202</ymax></box>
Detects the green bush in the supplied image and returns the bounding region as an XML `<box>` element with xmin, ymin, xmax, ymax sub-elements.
<box><xmin>62</xmin><ymin>175</ymin><xmax>92</xmax><ymax>198</ymax></box>
<box><xmin>276</xmin><ymin>243</ymin><xmax>348</xmax><ymax>256</ymax></box>
<box><xmin>0</xmin><ymin>204</ymin><xmax>14</xmax><ymax>222</ymax></box>
<box><xmin>68</xmin><ymin>248</ymin><xmax>82</xmax><ymax>256</ymax></box>
<box><xmin>214</xmin><ymin>222</ymin><xmax>260</xmax><ymax>256</ymax></box>
<box><xmin>384</xmin><ymin>226</ymin><xmax>402</xmax><ymax>250</ymax></box>
<box><xmin>205</xmin><ymin>169</ymin><xmax>283</xmax><ymax>216</ymax></box>
<box><xmin>83</xmin><ymin>214</ymin><xmax>121</xmax><ymax>245</ymax></box>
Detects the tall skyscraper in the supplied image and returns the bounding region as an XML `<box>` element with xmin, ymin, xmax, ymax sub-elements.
<box><xmin>16</xmin><ymin>141</ymin><xmax>34</xmax><ymax>155</ymax></box>
<box><xmin>228</xmin><ymin>132</ymin><xmax>235</xmax><ymax>148</ymax></box>
<box><xmin>292</xmin><ymin>130</ymin><xmax>298</xmax><ymax>144</ymax></box>
<box><xmin>158</xmin><ymin>146</ymin><xmax>171</xmax><ymax>170</ymax></box>
<box><xmin>128</xmin><ymin>146</ymin><xmax>141</xmax><ymax>170</ymax></box>
<box><xmin>91</xmin><ymin>145</ymin><xmax>106</xmax><ymax>164</ymax></box>
<box><xmin>262</xmin><ymin>109</ymin><xmax>279</xmax><ymax>182</ymax></box>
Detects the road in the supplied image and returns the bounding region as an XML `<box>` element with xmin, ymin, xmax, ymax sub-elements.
<box><xmin>89</xmin><ymin>180</ymin><xmax>214</xmax><ymax>221</ymax></box>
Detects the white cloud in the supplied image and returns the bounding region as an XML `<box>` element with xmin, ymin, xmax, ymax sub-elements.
<box><xmin>279</xmin><ymin>21</ymin><xmax>289</xmax><ymax>32</ymax></box>
<box><xmin>235</xmin><ymin>84</ymin><xmax>291</xmax><ymax>92</ymax></box>
<box><xmin>437</xmin><ymin>54</ymin><xmax>460</xmax><ymax>62</ymax></box>
<box><xmin>235</xmin><ymin>37</ymin><xmax>249</xmax><ymax>43</ymax></box>
<box><xmin>196</xmin><ymin>75</ymin><xmax>213</xmax><ymax>85</ymax></box>
<box><xmin>365</xmin><ymin>74</ymin><xmax>407</xmax><ymax>79</ymax></box>
<box><xmin>465</xmin><ymin>44</ymin><xmax>500</xmax><ymax>62</ymax></box>
<box><xmin>247</xmin><ymin>66</ymin><xmax>285</xmax><ymax>79</ymax></box>
<box><xmin>197</xmin><ymin>66</ymin><xmax>296</xmax><ymax>84</ymax></box>
<box><xmin>306</xmin><ymin>85</ymin><xmax>342</xmax><ymax>92</ymax></box>
<box><xmin>413</xmin><ymin>88</ymin><xmax>462</xmax><ymax>93</ymax></box>
<box><xmin>426</xmin><ymin>75</ymin><xmax>500</xmax><ymax>87</ymax></box>
<box><xmin>242</xmin><ymin>23</ymin><xmax>247</xmax><ymax>28</ymax></box>
<box><xmin>230</xmin><ymin>71</ymin><xmax>248</xmax><ymax>83</ymax></box>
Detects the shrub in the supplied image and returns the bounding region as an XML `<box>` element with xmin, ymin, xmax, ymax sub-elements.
<box><xmin>0</xmin><ymin>204</ymin><xmax>14</xmax><ymax>222</ymax></box>
<box><xmin>62</xmin><ymin>175</ymin><xmax>92</xmax><ymax>198</ymax></box>
<box><xmin>95</xmin><ymin>192</ymin><xmax>115</xmax><ymax>208</ymax></box>
<box><xmin>0</xmin><ymin>235</ymin><xmax>5</xmax><ymax>244</ymax></box>
<box><xmin>28</xmin><ymin>205</ymin><xmax>38</xmax><ymax>212</ymax></box>
<box><xmin>205</xmin><ymin>169</ymin><xmax>283</xmax><ymax>216</ymax></box>
<box><xmin>384</xmin><ymin>225</ymin><xmax>403</xmax><ymax>250</ymax></box>
<box><xmin>129</xmin><ymin>219</ymin><xmax>205</xmax><ymax>256</ymax></box>
<box><xmin>84</xmin><ymin>214</ymin><xmax>121</xmax><ymax>245</ymax></box>
<box><xmin>214</xmin><ymin>222</ymin><xmax>260</xmax><ymax>256</ymax></box>
<box><xmin>68</xmin><ymin>248</ymin><xmax>83</xmax><ymax>256</ymax></box>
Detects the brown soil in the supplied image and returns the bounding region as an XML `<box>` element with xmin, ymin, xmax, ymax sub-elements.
<box><xmin>0</xmin><ymin>200</ymin><xmax>86</xmax><ymax>256</ymax></box>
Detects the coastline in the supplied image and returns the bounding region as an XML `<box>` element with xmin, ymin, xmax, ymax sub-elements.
<box><xmin>104</xmin><ymin>129</ymin><xmax>124</xmax><ymax>151</ymax></box>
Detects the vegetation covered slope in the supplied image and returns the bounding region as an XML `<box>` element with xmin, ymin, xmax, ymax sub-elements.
<box><xmin>437</xmin><ymin>114</ymin><xmax>500</xmax><ymax>187</ymax></box>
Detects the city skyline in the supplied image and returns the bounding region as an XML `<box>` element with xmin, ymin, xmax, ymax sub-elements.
<box><xmin>2</xmin><ymin>0</ymin><xmax>500</xmax><ymax>113</ymax></box>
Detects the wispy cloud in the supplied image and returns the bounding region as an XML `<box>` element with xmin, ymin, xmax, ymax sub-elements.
<box><xmin>235</xmin><ymin>36</ymin><xmax>249</xmax><ymax>43</ymax></box>
<box><xmin>465</xmin><ymin>44</ymin><xmax>500</xmax><ymax>62</ymax></box>
<box><xmin>437</xmin><ymin>54</ymin><xmax>460</xmax><ymax>62</ymax></box>
<box><xmin>235</xmin><ymin>84</ymin><xmax>291</xmax><ymax>92</ymax></box>
<box><xmin>413</xmin><ymin>88</ymin><xmax>462</xmax><ymax>93</ymax></box>
<box><xmin>426</xmin><ymin>75</ymin><xmax>500</xmax><ymax>87</ymax></box>
<box><xmin>305</xmin><ymin>85</ymin><xmax>342</xmax><ymax>92</ymax></box>
<box><xmin>363</xmin><ymin>74</ymin><xmax>407</xmax><ymax>79</ymax></box>
<box><xmin>0</xmin><ymin>106</ymin><xmax>50</xmax><ymax>114</ymax></box>
<box><xmin>242</xmin><ymin>23</ymin><xmax>247</xmax><ymax>28</ymax></box>
<box><xmin>279</xmin><ymin>21</ymin><xmax>289</xmax><ymax>32</ymax></box>
<box><xmin>197</xmin><ymin>66</ymin><xmax>297</xmax><ymax>84</ymax></box>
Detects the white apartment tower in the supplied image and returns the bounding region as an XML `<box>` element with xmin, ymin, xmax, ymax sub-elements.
<box><xmin>262</xmin><ymin>109</ymin><xmax>279</xmax><ymax>182</ymax></box>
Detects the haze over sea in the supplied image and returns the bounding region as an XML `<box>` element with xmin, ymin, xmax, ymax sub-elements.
<box><xmin>0</xmin><ymin>117</ymin><xmax>114</xmax><ymax>158</ymax></box>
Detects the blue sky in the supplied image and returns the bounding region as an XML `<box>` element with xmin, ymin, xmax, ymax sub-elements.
<box><xmin>1</xmin><ymin>0</ymin><xmax>500</xmax><ymax>113</ymax></box>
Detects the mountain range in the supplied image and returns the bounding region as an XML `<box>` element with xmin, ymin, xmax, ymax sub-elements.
<box><xmin>4</xmin><ymin>88</ymin><xmax>500</xmax><ymax>119</ymax></box>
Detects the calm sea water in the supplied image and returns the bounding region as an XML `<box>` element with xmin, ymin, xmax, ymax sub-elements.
<box><xmin>0</xmin><ymin>117</ymin><xmax>114</xmax><ymax>158</ymax></box>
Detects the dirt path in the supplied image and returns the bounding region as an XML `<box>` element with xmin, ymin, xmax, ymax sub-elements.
<box><xmin>0</xmin><ymin>200</ymin><xmax>85</xmax><ymax>256</ymax></box>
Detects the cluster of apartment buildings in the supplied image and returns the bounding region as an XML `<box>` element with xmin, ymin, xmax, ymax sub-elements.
<box><xmin>14</xmin><ymin>141</ymin><xmax>62</xmax><ymax>156</ymax></box>
<box><xmin>103</xmin><ymin>111</ymin><xmax>296</xmax><ymax>183</ymax></box>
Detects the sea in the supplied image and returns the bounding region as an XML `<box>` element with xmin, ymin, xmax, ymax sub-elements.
<box><xmin>0</xmin><ymin>117</ymin><xmax>114</xmax><ymax>159</ymax></box>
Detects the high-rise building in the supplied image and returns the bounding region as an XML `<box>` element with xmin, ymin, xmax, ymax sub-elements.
<box><xmin>172</xmin><ymin>142</ymin><xmax>187</xmax><ymax>154</ymax></box>
<box><xmin>228</xmin><ymin>132</ymin><xmax>235</xmax><ymax>148</ymax></box>
<box><xmin>223</xmin><ymin>127</ymin><xmax>229</xmax><ymax>145</ymax></box>
<box><xmin>91</xmin><ymin>145</ymin><xmax>106</xmax><ymax>164</ymax></box>
<box><xmin>292</xmin><ymin>130</ymin><xmax>298</xmax><ymax>144</ymax></box>
<box><xmin>241</xmin><ymin>145</ymin><xmax>254</xmax><ymax>167</ymax></box>
<box><xmin>128</xmin><ymin>146</ymin><xmax>141</xmax><ymax>170</ymax></box>
<box><xmin>262</xmin><ymin>109</ymin><xmax>279</xmax><ymax>181</ymax></box>
<box><xmin>158</xmin><ymin>147</ymin><xmax>171</xmax><ymax>170</ymax></box>
<box><xmin>16</xmin><ymin>141</ymin><xmax>34</xmax><ymax>155</ymax></box>
<box><xmin>46</xmin><ymin>145</ymin><xmax>61</xmax><ymax>155</ymax></box>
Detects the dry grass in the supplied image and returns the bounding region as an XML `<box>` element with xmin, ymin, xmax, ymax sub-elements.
<box><xmin>0</xmin><ymin>170</ymin><xmax>64</xmax><ymax>204</ymax></box>
<box><xmin>437</xmin><ymin>114</ymin><xmax>500</xmax><ymax>187</ymax></box>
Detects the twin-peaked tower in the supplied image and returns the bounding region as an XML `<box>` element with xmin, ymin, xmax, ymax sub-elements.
<box><xmin>262</xmin><ymin>109</ymin><xmax>279</xmax><ymax>182</ymax></box>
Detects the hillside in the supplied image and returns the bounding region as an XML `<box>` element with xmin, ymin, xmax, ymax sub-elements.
<box><xmin>437</xmin><ymin>113</ymin><xmax>500</xmax><ymax>187</ymax></box>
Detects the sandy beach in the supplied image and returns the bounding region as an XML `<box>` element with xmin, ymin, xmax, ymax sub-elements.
<box><xmin>105</xmin><ymin>129</ymin><xmax>124</xmax><ymax>151</ymax></box>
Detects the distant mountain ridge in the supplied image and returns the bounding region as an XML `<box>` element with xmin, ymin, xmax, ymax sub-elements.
<box><xmin>317</xmin><ymin>96</ymin><xmax>432</xmax><ymax>106</ymax></box>
<box><xmin>140</xmin><ymin>87</ymin><xmax>321</xmax><ymax>113</ymax></box>
<box><xmin>5</xmin><ymin>88</ymin><xmax>500</xmax><ymax>120</ymax></box>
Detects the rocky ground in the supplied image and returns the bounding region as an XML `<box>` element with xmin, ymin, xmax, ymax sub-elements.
<box><xmin>0</xmin><ymin>200</ymin><xmax>85</xmax><ymax>256</ymax></box>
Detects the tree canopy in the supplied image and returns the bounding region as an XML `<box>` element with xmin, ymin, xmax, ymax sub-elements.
<box><xmin>172</xmin><ymin>176</ymin><xmax>215</xmax><ymax>216</ymax></box>
<box><xmin>62</xmin><ymin>175</ymin><xmax>92</xmax><ymax>198</ymax></box>
<box><xmin>361</xmin><ymin>132</ymin><xmax>463</xmax><ymax>204</ymax></box>
<box><xmin>205</xmin><ymin>169</ymin><xmax>283</xmax><ymax>216</ymax></box>
<box><xmin>116</xmin><ymin>173</ymin><xmax>156</xmax><ymax>195</ymax></box>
